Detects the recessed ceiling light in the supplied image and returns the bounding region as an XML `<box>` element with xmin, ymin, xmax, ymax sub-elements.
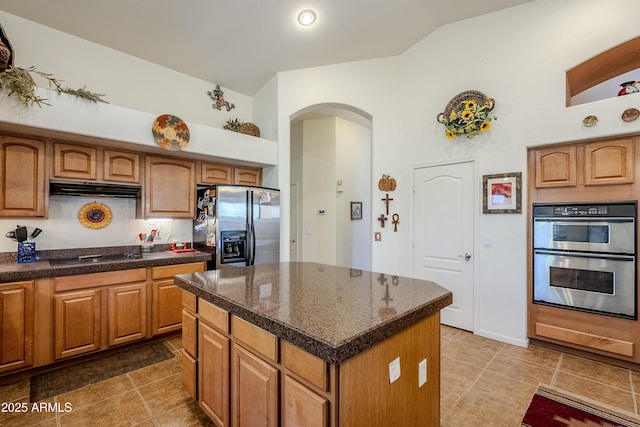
<box><xmin>297</xmin><ymin>10</ymin><xmax>316</xmax><ymax>26</ymax></box>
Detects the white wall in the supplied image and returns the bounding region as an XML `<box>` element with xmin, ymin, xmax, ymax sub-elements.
<box><xmin>0</xmin><ymin>11</ymin><xmax>253</xmax><ymax>129</ymax></box>
<box><xmin>274</xmin><ymin>0</ymin><xmax>640</xmax><ymax>347</ymax></box>
<box><xmin>0</xmin><ymin>197</ymin><xmax>192</xmax><ymax>253</ymax></box>
<box><xmin>291</xmin><ymin>116</ymin><xmax>372</xmax><ymax>269</ymax></box>
<box><xmin>335</xmin><ymin>117</ymin><xmax>371</xmax><ymax>270</ymax></box>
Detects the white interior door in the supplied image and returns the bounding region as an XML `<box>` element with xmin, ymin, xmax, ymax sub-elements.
<box><xmin>413</xmin><ymin>161</ymin><xmax>475</xmax><ymax>331</ymax></box>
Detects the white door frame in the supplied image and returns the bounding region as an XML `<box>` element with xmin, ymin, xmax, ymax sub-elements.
<box><xmin>410</xmin><ymin>158</ymin><xmax>480</xmax><ymax>331</ymax></box>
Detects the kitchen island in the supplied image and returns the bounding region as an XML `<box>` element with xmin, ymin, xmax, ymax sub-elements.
<box><xmin>175</xmin><ymin>262</ymin><xmax>452</xmax><ymax>427</ymax></box>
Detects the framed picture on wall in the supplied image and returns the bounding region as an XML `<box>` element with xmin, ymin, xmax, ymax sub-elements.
<box><xmin>483</xmin><ymin>172</ymin><xmax>522</xmax><ymax>214</ymax></box>
<box><xmin>351</xmin><ymin>202</ymin><xmax>363</xmax><ymax>220</ymax></box>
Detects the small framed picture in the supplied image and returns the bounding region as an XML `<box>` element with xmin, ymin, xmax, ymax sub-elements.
<box><xmin>483</xmin><ymin>172</ymin><xmax>522</xmax><ymax>214</ymax></box>
<box><xmin>350</xmin><ymin>202</ymin><xmax>362</xmax><ymax>220</ymax></box>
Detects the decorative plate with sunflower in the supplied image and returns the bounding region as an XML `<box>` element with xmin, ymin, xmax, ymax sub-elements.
<box><xmin>78</xmin><ymin>202</ymin><xmax>112</xmax><ymax>229</ymax></box>
<box><xmin>437</xmin><ymin>90</ymin><xmax>496</xmax><ymax>139</ymax></box>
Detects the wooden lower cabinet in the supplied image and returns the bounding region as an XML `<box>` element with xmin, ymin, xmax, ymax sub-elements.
<box><xmin>152</xmin><ymin>263</ymin><xmax>205</xmax><ymax>335</ymax></box>
<box><xmin>0</xmin><ymin>281</ymin><xmax>34</xmax><ymax>373</ymax></box>
<box><xmin>199</xmin><ymin>322</ymin><xmax>230</xmax><ymax>426</ymax></box>
<box><xmin>232</xmin><ymin>343</ymin><xmax>279</xmax><ymax>427</ymax></box>
<box><xmin>107</xmin><ymin>283</ymin><xmax>147</xmax><ymax>347</ymax></box>
<box><xmin>284</xmin><ymin>375</ymin><xmax>328</xmax><ymax>427</ymax></box>
<box><xmin>53</xmin><ymin>269</ymin><xmax>148</xmax><ymax>360</ymax></box>
<box><xmin>54</xmin><ymin>288</ymin><xmax>102</xmax><ymax>359</ymax></box>
<box><xmin>183</xmin><ymin>295</ymin><xmax>440</xmax><ymax>427</ymax></box>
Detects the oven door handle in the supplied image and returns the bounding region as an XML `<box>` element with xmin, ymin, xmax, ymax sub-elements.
<box><xmin>533</xmin><ymin>249</ymin><xmax>635</xmax><ymax>261</ymax></box>
<box><xmin>534</xmin><ymin>217</ymin><xmax>634</xmax><ymax>224</ymax></box>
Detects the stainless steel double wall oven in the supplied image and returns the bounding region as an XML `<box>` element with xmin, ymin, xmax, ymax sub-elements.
<box><xmin>532</xmin><ymin>201</ymin><xmax>637</xmax><ymax>319</ymax></box>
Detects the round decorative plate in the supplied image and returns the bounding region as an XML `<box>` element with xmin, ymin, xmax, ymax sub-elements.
<box><xmin>151</xmin><ymin>114</ymin><xmax>190</xmax><ymax>151</ymax></box>
<box><xmin>622</xmin><ymin>108</ymin><xmax>640</xmax><ymax>122</ymax></box>
<box><xmin>78</xmin><ymin>202</ymin><xmax>112</xmax><ymax>229</ymax></box>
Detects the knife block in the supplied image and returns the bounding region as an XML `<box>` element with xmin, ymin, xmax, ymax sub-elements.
<box><xmin>17</xmin><ymin>242</ymin><xmax>36</xmax><ymax>264</ymax></box>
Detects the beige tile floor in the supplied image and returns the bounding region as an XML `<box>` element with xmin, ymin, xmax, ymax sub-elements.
<box><xmin>1</xmin><ymin>327</ymin><xmax>639</xmax><ymax>426</ymax></box>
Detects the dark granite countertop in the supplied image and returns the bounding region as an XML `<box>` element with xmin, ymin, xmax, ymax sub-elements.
<box><xmin>0</xmin><ymin>245</ymin><xmax>212</xmax><ymax>283</ymax></box>
<box><xmin>175</xmin><ymin>262</ymin><xmax>452</xmax><ymax>364</ymax></box>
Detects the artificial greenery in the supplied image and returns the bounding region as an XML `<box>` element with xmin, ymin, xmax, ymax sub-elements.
<box><xmin>441</xmin><ymin>98</ymin><xmax>496</xmax><ymax>139</ymax></box>
<box><xmin>0</xmin><ymin>65</ymin><xmax>107</xmax><ymax>107</ymax></box>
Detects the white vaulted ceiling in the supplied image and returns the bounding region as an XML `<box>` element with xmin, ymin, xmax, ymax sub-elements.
<box><xmin>0</xmin><ymin>0</ymin><xmax>532</xmax><ymax>96</ymax></box>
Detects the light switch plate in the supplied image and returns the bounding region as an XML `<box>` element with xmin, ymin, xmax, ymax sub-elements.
<box><xmin>389</xmin><ymin>357</ymin><xmax>401</xmax><ymax>384</ymax></box>
<box><xmin>419</xmin><ymin>359</ymin><xmax>427</xmax><ymax>387</ymax></box>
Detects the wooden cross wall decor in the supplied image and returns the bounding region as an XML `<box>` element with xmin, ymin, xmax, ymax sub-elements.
<box><xmin>381</xmin><ymin>193</ymin><xmax>394</xmax><ymax>215</ymax></box>
<box><xmin>378</xmin><ymin>213</ymin><xmax>388</xmax><ymax>227</ymax></box>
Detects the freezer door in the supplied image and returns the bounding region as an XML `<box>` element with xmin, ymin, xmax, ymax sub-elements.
<box><xmin>250</xmin><ymin>189</ymin><xmax>280</xmax><ymax>265</ymax></box>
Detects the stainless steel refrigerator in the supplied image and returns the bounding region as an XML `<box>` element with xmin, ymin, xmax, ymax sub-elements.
<box><xmin>193</xmin><ymin>184</ymin><xmax>280</xmax><ymax>268</ymax></box>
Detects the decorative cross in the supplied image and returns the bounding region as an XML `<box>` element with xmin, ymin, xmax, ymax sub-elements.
<box><xmin>392</xmin><ymin>213</ymin><xmax>400</xmax><ymax>232</ymax></box>
<box><xmin>378</xmin><ymin>213</ymin><xmax>388</xmax><ymax>227</ymax></box>
<box><xmin>381</xmin><ymin>193</ymin><xmax>394</xmax><ymax>215</ymax></box>
<box><xmin>377</xmin><ymin>274</ymin><xmax>388</xmax><ymax>286</ymax></box>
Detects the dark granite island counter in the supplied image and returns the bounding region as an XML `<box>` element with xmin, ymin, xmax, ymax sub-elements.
<box><xmin>176</xmin><ymin>262</ymin><xmax>452</xmax><ymax>427</ymax></box>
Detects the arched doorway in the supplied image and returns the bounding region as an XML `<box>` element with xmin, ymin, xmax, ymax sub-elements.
<box><xmin>289</xmin><ymin>103</ymin><xmax>372</xmax><ymax>270</ymax></box>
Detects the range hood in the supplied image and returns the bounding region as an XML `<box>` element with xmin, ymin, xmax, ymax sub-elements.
<box><xmin>49</xmin><ymin>180</ymin><xmax>142</xmax><ymax>198</ymax></box>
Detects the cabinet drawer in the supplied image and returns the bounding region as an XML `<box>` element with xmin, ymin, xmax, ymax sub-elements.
<box><xmin>283</xmin><ymin>341</ymin><xmax>327</xmax><ymax>391</ymax></box>
<box><xmin>182</xmin><ymin>290</ymin><xmax>197</xmax><ymax>313</ymax></box>
<box><xmin>231</xmin><ymin>315</ymin><xmax>277</xmax><ymax>362</ymax></box>
<box><xmin>152</xmin><ymin>262</ymin><xmax>205</xmax><ymax>280</ymax></box>
<box><xmin>535</xmin><ymin>322</ymin><xmax>634</xmax><ymax>357</ymax></box>
<box><xmin>182</xmin><ymin>309</ymin><xmax>197</xmax><ymax>358</ymax></box>
<box><xmin>284</xmin><ymin>375</ymin><xmax>328</xmax><ymax>427</ymax></box>
<box><xmin>199</xmin><ymin>298</ymin><xmax>229</xmax><ymax>333</ymax></box>
<box><xmin>182</xmin><ymin>350</ymin><xmax>197</xmax><ymax>400</ymax></box>
<box><xmin>54</xmin><ymin>268</ymin><xmax>146</xmax><ymax>292</ymax></box>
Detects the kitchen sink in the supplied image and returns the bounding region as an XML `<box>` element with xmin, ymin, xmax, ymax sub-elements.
<box><xmin>49</xmin><ymin>253</ymin><xmax>142</xmax><ymax>266</ymax></box>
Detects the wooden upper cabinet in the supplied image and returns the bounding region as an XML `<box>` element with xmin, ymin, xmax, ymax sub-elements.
<box><xmin>201</xmin><ymin>163</ymin><xmax>233</xmax><ymax>185</ymax></box>
<box><xmin>53</xmin><ymin>143</ymin><xmax>97</xmax><ymax>180</ymax></box>
<box><xmin>103</xmin><ymin>150</ymin><xmax>140</xmax><ymax>184</ymax></box>
<box><xmin>0</xmin><ymin>136</ymin><xmax>47</xmax><ymax>217</ymax></box>
<box><xmin>584</xmin><ymin>139</ymin><xmax>634</xmax><ymax>186</ymax></box>
<box><xmin>534</xmin><ymin>145</ymin><xmax>577</xmax><ymax>188</ymax></box>
<box><xmin>234</xmin><ymin>167</ymin><xmax>262</xmax><ymax>187</ymax></box>
<box><xmin>144</xmin><ymin>155</ymin><xmax>196</xmax><ymax>218</ymax></box>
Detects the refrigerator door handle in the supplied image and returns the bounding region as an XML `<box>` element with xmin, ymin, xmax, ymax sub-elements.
<box><xmin>250</xmin><ymin>221</ymin><xmax>256</xmax><ymax>265</ymax></box>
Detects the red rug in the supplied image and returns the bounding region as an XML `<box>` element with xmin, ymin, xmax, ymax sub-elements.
<box><xmin>521</xmin><ymin>385</ymin><xmax>640</xmax><ymax>427</ymax></box>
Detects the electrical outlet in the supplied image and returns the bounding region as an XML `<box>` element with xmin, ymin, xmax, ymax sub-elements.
<box><xmin>419</xmin><ymin>359</ymin><xmax>427</xmax><ymax>387</ymax></box>
<box><xmin>389</xmin><ymin>357</ymin><xmax>401</xmax><ymax>384</ymax></box>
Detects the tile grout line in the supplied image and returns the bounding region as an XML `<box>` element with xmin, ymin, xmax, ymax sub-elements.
<box><xmin>629</xmin><ymin>369</ymin><xmax>639</xmax><ymax>415</ymax></box>
<box><xmin>440</xmin><ymin>339</ymin><xmax>506</xmax><ymax>422</ymax></box>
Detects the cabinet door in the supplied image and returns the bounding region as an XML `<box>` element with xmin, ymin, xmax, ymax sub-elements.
<box><xmin>534</xmin><ymin>146</ymin><xmax>577</xmax><ymax>188</ymax></box>
<box><xmin>201</xmin><ymin>163</ymin><xmax>233</xmax><ymax>185</ymax></box>
<box><xmin>0</xmin><ymin>281</ymin><xmax>34</xmax><ymax>373</ymax></box>
<box><xmin>107</xmin><ymin>282</ymin><xmax>147</xmax><ymax>347</ymax></box>
<box><xmin>0</xmin><ymin>136</ymin><xmax>46</xmax><ymax>217</ymax></box>
<box><xmin>234</xmin><ymin>167</ymin><xmax>262</xmax><ymax>187</ymax></box>
<box><xmin>152</xmin><ymin>278</ymin><xmax>182</xmax><ymax>335</ymax></box>
<box><xmin>584</xmin><ymin>138</ymin><xmax>634</xmax><ymax>185</ymax></box>
<box><xmin>284</xmin><ymin>375</ymin><xmax>328</xmax><ymax>427</ymax></box>
<box><xmin>54</xmin><ymin>289</ymin><xmax>102</xmax><ymax>359</ymax></box>
<box><xmin>103</xmin><ymin>149</ymin><xmax>140</xmax><ymax>183</ymax></box>
<box><xmin>53</xmin><ymin>143</ymin><xmax>97</xmax><ymax>180</ymax></box>
<box><xmin>232</xmin><ymin>343</ymin><xmax>278</xmax><ymax>427</ymax></box>
<box><xmin>144</xmin><ymin>155</ymin><xmax>196</xmax><ymax>218</ymax></box>
<box><xmin>199</xmin><ymin>322</ymin><xmax>230</xmax><ymax>427</ymax></box>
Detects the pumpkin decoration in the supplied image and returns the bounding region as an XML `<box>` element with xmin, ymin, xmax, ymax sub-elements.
<box><xmin>378</xmin><ymin>175</ymin><xmax>396</xmax><ymax>192</ymax></box>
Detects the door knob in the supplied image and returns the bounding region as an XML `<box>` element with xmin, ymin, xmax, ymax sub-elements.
<box><xmin>459</xmin><ymin>252</ymin><xmax>472</xmax><ymax>261</ymax></box>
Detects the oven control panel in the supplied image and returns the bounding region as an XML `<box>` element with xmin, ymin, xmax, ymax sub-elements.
<box><xmin>533</xmin><ymin>202</ymin><xmax>636</xmax><ymax>218</ymax></box>
<box><xmin>552</xmin><ymin>205</ymin><xmax>608</xmax><ymax>216</ymax></box>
